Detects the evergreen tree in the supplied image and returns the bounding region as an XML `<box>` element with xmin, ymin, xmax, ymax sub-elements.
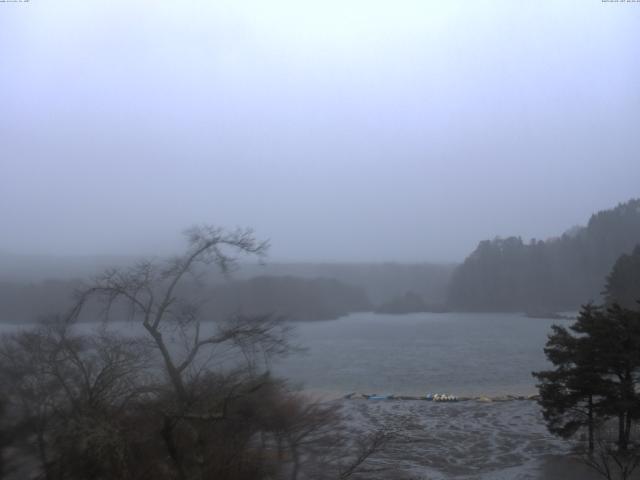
<box><xmin>449</xmin><ymin>199</ymin><xmax>640</xmax><ymax>311</ymax></box>
<box><xmin>588</xmin><ymin>304</ymin><xmax>640</xmax><ymax>451</ymax></box>
<box><xmin>604</xmin><ymin>245</ymin><xmax>640</xmax><ymax>310</ymax></box>
<box><xmin>533</xmin><ymin>304</ymin><xmax>608</xmax><ymax>451</ymax></box>
<box><xmin>533</xmin><ymin>304</ymin><xmax>640</xmax><ymax>451</ymax></box>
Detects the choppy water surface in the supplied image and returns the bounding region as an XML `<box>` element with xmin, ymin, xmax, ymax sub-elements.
<box><xmin>275</xmin><ymin>312</ymin><xmax>569</xmax><ymax>397</ymax></box>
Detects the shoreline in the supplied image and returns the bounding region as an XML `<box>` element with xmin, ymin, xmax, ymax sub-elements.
<box><xmin>342</xmin><ymin>392</ymin><xmax>539</xmax><ymax>402</ymax></box>
<box><xmin>336</xmin><ymin>396</ymin><xmax>600</xmax><ymax>479</ymax></box>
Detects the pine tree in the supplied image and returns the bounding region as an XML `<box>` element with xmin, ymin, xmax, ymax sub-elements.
<box><xmin>533</xmin><ymin>304</ymin><xmax>608</xmax><ymax>451</ymax></box>
<box><xmin>533</xmin><ymin>304</ymin><xmax>640</xmax><ymax>451</ymax></box>
<box><xmin>604</xmin><ymin>245</ymin><xmax>640</xmax><ymax>310</ymax></box>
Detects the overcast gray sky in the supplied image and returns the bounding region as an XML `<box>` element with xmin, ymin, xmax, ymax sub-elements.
<box><xmin>1</xmin><ymin>0</ymin><xmax>639</xmax><ymax>262</ymax></box>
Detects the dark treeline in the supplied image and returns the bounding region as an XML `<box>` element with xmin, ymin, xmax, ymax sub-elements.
<box><xmin>0</xmin><ymin>262</ymin><xmax>452</xmax><ymax>323</ymax></box>
<box><xmin>3</xmin><ymin>200</ymin><xmax>639</xmax><ymax>319</ymax></box>
<box><xmin>375</xmin><ymin>291</ymin><xmax>448</xmax><ymax>314</ymax></box>
<box><xmin>207</xmin><ymin>276</ymin><xmax>371</xmax><ymax>321</ymax></box>
<box><xmin>0</xmin><ymin>279</ymin><xmax>84</xmax><ymax>324</ymax></box>
<box><xmin>0</xmin><ymin>276</ymin><xmax>371</xmax><ymax>324</ymax></box>
<box><xmin>448</xmin><ymin>199</ymin><xmax>640</xmax><ymax>312</ymax></box>
<box><xmin>245</xmin><ymin>263</ymin><xmax>454</xmax><ymax>305</ymax></box>
<box><xmin>0</xmin><ymin>254</ymin><xmax>453</xmax><ymax>307</ymax></box>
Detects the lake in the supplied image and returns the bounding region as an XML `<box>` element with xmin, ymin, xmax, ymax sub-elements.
<box><xmin>1</xmin><ymin>311</ymin><xmax>567</xmax><ymax>398</ymax></box>
<box><xmin>275</xmin><ymin>312</ymin><xmax>567</xmax><ymax>397</ymax></box>
<box><xmin>3</xmin><ymin>312</ymin><xmax>600</xmax><ymax>479</ymax></box>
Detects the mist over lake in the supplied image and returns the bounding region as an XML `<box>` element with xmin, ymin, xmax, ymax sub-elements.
<box><xmin>2</xmin><ymin>1</ymin><xmax>639</xmax><ymax>478</ymax></box>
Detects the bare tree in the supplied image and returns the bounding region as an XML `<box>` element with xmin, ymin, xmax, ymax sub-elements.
<box><xmin>337</xmin><ymin>430</ymin><xmax>390</xmax><ymax>479</ymax></box>
<box><xmin>0</xmin><ymin>317</ymin><xmax>154</xmax><ymax>479</ymax></box>
<box><xmin>247</xmin><ymin>389</ymin><xmax>390</xmax><ymax>480</ymax></box>
<box><xmin>583</xmin><ymin>427</ymin><xmax>640</xmax><ymax>480</ymax></box>
<box><xmin>68</xmin><ymin>226</ymin><xmax>295</xmax><ymax>480</ymax></box>
<box><xmin>0</xmin><ymin>226</ymin><xmax>387</xmax><ymax>480</ymax></box>
<box><xmin>70</xmin><ymin>227</ymin><xmax>285</xmax><ymax>399</ymax></box>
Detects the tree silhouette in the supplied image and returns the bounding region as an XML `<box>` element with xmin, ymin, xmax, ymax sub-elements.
<box><xmin>604</xmin><ymin>245</ymin><xmax>640</xmax><ymax>310</ymax></box>
<box><xmin>534</xmin><ymin>303</ymin><xmax>640</xmax><ymax>452</ymax></box>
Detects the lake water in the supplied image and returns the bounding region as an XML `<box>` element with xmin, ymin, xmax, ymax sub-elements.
<box><xmin>3</xmin><ymin>312</ymin><xmax>599</xmax><ymax>479</ymax></box>
<box><xmin>0</xmin><ymin>312</ymin><xmax>568</xmax><ymax>398</ymax></box>
<box><xmin>276</xmin><ymin>312</ymin><xmax>568</xmax><ymax>397</ymax></box>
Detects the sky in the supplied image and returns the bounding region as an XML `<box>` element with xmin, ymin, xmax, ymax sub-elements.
<box><xmin>1</xmin><ymin>0</ymin><xmax>639</xmax><ymax>262</ymax></box>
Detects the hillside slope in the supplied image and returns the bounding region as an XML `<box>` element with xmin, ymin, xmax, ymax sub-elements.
<box><xmin>447</xmin><ymin>199</ymin><xmax>640</xmax><ymax>311</ymax></box>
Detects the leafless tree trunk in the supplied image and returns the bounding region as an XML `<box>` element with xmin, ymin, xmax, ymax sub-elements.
<box><xmin>68</xmin><ymin>226</ymin><xmax>293</xmax><ymax>479</ymax></box>
<box><xmin>337</xmin><ymin>430</ymin><xmax>390</xmax><ymax>480</ymax></box>
<box><xmin>0</xmin><ymin>225</ymin><xmax>387</xmax><ymax>480</ymax></box>
<box><xmin>0</xmin><ymin>316</ymin><xmax>154</xmax><ymax>480</ymax></box>
<box><xmin>583</xmin><ymin>430</ymin><xmax>640</xmax><ymax>480</ymax></box>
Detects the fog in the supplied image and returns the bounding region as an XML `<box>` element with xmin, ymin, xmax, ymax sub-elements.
<box><xmin>1</xmin><ymin>0</ymin><xmax>639</xmax><ymax>262</ymax></box>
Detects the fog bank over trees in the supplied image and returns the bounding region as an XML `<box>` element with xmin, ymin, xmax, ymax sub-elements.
<box><xmin>448</xmin><ymin>199</ymin><xmax>640</xmax><ymax>312</ymax></box>
<box><xmin>2</xmin><ymin>199</ymin><xmax>640</xmax><ymax>322</ymax></box>
<box><xmin>0</xmin><ymin>261</ymin><xmax>453</xmax><ymax>324</ymax></box>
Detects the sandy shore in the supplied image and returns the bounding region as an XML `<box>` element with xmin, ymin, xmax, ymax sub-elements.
<box><xmin>337</xmin><ymin>398</ymin><xmax>603</xmax><ymax>479</ymax></box>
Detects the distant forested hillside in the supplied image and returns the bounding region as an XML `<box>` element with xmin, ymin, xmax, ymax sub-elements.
<box><xmin>375</xmin><ymin>291</ymin><xmax>448</xmax><ymax>314</ymax></box>
<box><xmin>0</xmin><ymin>279</ymin><xmax>83</xmax><ymax>323</ymax></box>
<box><xmin>0</xmin><ymin>256</ymin><xmax>452</xmax><ymax>323</ymax></box>
<box><xmin>238</xmin><ymin>262</ymin><xmax>455</xmax><ymax>305</ymax></box>
<box><xmin>0</xmin><ymin>254</ymin><xmax>454</xmax><ymax>313</ymax></box>
<box><xmin>0</xmin><ymin>275</ymin><xmax>371</xmax><ymax>323</ymax></box>
<box><xmin>447</xmin><ymin>199</ymin><xmax>640</xmax><ymax>311</ymax></box>
<box><xmin>207</xmin><ymin>276</ymin><xmax>372</xmax><ymax>321</ymax></box>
